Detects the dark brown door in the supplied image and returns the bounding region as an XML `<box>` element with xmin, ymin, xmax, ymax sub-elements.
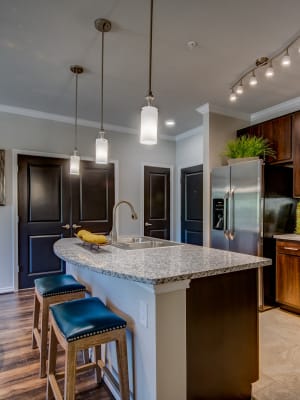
<box><xmin>18</xmin><ymin>156</ymin><xmax>70</xmax><ymax>288</ymax></box>
<box><xmin>18</xmin><ymin>155</ymin><xmax>115</xmax><ymax>289</ymax></box>
<box><xmin>71</xmin><ymin>161</ymin><xmax>115</xmax><ymax>234</ymax></box>
<box><xmin>144</xmin><ymin>166</ymin><xmax>170</xmax><ymax>239</ymax></box>
<box><xmin>181</xmin><ymin>165</ymin><xmax>203</xmax><ymax>245</ymax></box>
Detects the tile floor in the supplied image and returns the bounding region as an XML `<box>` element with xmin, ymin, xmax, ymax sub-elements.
<box><xmin>252</xmin><ymin>308</ymin><xmax>300</xmax><ymax>400</ymax></box>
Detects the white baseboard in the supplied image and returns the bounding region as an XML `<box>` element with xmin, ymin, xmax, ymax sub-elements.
<box><xmin>0</xmin><ymin>287</ymin><xmax>15</xmax><ymax>294</ymax></box>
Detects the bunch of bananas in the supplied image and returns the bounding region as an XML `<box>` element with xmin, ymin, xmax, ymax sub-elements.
<box><xmin>77</xmin><ymin>229</ymin><xmax>108</xmax><ymax>245</ymax></box>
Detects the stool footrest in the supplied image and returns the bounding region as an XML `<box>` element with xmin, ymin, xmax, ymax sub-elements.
<box><xmin>33</xmin><ymin>327</ymin><xmax>41</xmax><ymax>349</ymax></box>
<box><xmin>48</xmin><ymin>374</ymin><xmax>63</xmax><ymax>400</ymax></box>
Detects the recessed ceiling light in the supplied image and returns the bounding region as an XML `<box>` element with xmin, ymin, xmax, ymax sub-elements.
<box><xmin>165</xmin><ymin>120</ymin><xmax>175</xmax><ymax>127</ymax></box>
<box><xmin>187</xmin><ymin>41</ymin><xmax>198</xmax><ymax>50</ymax></box>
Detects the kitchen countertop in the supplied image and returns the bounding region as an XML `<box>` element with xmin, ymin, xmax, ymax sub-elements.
<box><xmin>54</xmin><ymin>238</ymin><xmax>271</xmax><ymax>285</ymax></box>
<box><xmin>274</xmin><ymin>234</ymin><xmax>300</xmax><ymax>241</ymax></box>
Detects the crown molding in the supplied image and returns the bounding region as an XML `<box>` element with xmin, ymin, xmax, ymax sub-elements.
<box><xmin>250</xmin><ymin>96</ymin><xmax>300</xmax><ymax>124</ymax></box>
<box><xmin>196</xmin><ymin>102</ymin><xmax>250</xmax><ymax>121</ymax></box>
<box><xmin>0</xmin><ymin>104</ymin><xmax>175</xmax><ymax>141</ymax></box>
<box><xmin>175</xmin><ymin>126</ymin><xmax>203</xmax><ymax>142</ymax></box>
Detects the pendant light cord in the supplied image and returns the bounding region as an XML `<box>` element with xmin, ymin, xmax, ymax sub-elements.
<box><xmin>74</xmin><ymin>72</ymin><xmax>78</xmax><ymax>151</ymax></box>
<box><xmin>148</xmin><ymin>0</ymin><xmax>154</xmax><ymax>99</ymax></box>
<box><xmin>100</xmin><ymin>30</ymin><xmax>105</xmax><ymax>133</ymax></box>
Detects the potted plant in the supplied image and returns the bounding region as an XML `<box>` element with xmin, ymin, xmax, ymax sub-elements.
<box><xmin>224</xmin><ymin>135</ymin><xmax>276</xmax><ymax>164</ymax></box>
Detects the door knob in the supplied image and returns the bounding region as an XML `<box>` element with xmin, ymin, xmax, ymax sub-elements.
<box><xmin>72</xmin><ymin>224</ymin><xmax>82</xmax><ymax>229</ymax></box>
<box><xmin>145</xmin><ymin>222</ymin><xmax>152</xmax><ymax>227</ymax></box>
<box><xmin>61</xmin><ymin>224</ymin><xmax>70</xmax><ymax>230</ymax></box>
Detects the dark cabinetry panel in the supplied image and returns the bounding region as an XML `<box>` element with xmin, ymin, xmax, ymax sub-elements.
<box><xmin>237</xmin><ymin>115</ymin><xmax>292</xmax><ymax>164</ymax></box>
<box><xmin>293</xmin><ymin>112</ymin><xmax>300</xmax><ymax>197</ymax></box>
<box><xmin>276</xmin><ymin>240</ymin><xmax>300</xmax><ymax>312</ymax></box>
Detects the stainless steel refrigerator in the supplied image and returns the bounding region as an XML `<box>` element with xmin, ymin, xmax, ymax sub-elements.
<box><xmin>211</xmin><ymin>159</ymin><xmax>296</xmax><ymax>308</ymax></box>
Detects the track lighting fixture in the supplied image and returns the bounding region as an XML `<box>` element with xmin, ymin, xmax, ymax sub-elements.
<box><xmin>229</xmin><ymin>89</ymin><xmax>237</xmax><ymax>102</ymax></box>
<box><xmin>265</xmin><ymin>62</ymin><xmax>274</xmax><ymax>78</ymax></box>
<box><xmin>228</xmin><ymin>32</ymin><xmax>300</xmax><ymax>102</ymax></box>
<box><xmin>281</xmin><ymin>49</ymin><xmax>291</xmax><ymax>66</ymax></box>
<box><xmin>249</xmin><ymin>71</ymin><xmax>258</xmax><ymax>86</ymax></box>
<box><xmin>236</xmin><ymin>82</ymin><xmax>244</xmax><ymax>95</ymax></box>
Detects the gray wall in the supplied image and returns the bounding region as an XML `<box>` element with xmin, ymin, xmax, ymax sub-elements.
<box><xmin>0</xmin><ymin>112</ymin><xmax>176</xmax><ymax>291</ymax></box>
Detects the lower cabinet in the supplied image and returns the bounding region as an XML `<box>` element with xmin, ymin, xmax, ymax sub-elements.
<box><xmin>276</xmin><ymin>240</ymin><xmax>300</xmax><ymax>312</ymax></box>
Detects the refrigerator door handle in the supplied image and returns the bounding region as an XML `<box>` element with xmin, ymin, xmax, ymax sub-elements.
<box><xmin>223</xmin><ymin>192</ymin><xmax>229</xmax><ymax>240</ymax></box>
<box><xmin>229</xmin><ymin>189</ymin><xmax>235</xmax><ymax>240</ymax></box>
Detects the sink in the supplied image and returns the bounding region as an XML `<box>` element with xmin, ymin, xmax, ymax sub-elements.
<box><xmin>112</xmin><ymin>236</ymin><xmax>181</xmax><ymax>250</ymax></box>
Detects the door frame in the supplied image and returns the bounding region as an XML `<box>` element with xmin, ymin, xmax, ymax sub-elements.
<box><xmin>140</xmin><ymin>162</ymin><xmax>174</xmax><ymax>241</ymax></box>
<box><xmin>11</xmin><ymin>148</ymin><xmax>119</xmax><ymax>291</ymax></box>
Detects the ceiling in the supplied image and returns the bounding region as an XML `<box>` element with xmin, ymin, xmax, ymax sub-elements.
<box><xmin>1</xmin><ymin>0</ymin><xmax>300</xmax><ymax>138</ymax></box>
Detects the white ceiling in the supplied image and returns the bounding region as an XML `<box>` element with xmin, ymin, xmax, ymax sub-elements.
<box><xmin>1</xmin><ymin>0</ymin><xmax>300</xmax><ymax>137</ymax></box>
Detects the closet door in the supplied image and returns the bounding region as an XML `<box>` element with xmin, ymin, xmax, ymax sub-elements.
<box><xmin>70</xmin><ymin>161</ymin><xmax>115</xmax><ymax>235</ymax></box>
<box><xmin>18</xmin><ymin>155</ymin><xmax>70</xmax><ymax>289</ymax></box>
<box><xmin>18</xmin><ymin>156</ymin><xmax>115</xmax><ymax>289</ymax></box>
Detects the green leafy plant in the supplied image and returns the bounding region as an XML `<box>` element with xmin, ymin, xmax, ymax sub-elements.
<box><xmin>224</xmin><ymin>135</ymin><xmax>276</xmax><ymax>159</ymax></box>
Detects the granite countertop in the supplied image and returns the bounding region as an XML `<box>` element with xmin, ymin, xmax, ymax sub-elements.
<box><xmin>274</xmin><ymin>233</ymin><xmax>300</xmax><ymax>242</ymax></box>
<box><xmin>54</xmin><ymin>238</ymin><xmax>271</xmax><ymax>285</ymax></box>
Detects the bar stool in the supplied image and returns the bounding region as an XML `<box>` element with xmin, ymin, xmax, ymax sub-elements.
<box><xmin>47</xmin><ymin>297</ymin><xmax>129</xmax><ymax>400</ymax></box>
<box><xmin>32</xmin><ymin>274</ymin><xmax>86</xmax><ymax>378</ymax></box>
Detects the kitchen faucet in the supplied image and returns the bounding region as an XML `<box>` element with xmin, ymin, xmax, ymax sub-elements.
<box><xmin>111</xmin><ymin>200</ymin><xmax>138</xmax><ymax>243</ymax></box>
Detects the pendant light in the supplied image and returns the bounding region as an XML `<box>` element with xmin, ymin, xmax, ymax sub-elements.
<box><xmin>140</xmin><ymin>0</ymin><xmax>158</xmax><ymax>145</ymax></box>
<box><xmin>94</xmin><ymin>18</ymin><xmax>111</xmax><ymax>164</ymax></box>
<box><xmin>70</xmin><ymin>65</ymin><xmax>83</xmax><ymax>175</ymax></box>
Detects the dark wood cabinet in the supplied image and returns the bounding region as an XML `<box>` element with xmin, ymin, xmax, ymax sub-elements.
<box><xmin>293</xmin><ymin>112</ymin><xmax>300</xmax><ymax>197</ymax></box>
<box><xmin>276</xmin><ymin>240</ymin><xmax>300</xmax><ymax>312</ymax></box>
<box><xmin>272</xmin><ymin>115</ymin><xmax>292</xmax><ymax>163</ymax></box>
<box><xmin>236</xmin><ymin>114</ymin><xmax>292</xmax><ymax>164</ymax></box>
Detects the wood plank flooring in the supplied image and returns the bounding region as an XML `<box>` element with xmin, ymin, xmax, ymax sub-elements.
<box><xmin>0</xmin><ymin>290</ymin><xmax>114</xmax><ymax>400</ymax></box>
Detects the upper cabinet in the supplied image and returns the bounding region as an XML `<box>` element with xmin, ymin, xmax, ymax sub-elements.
<box><xmin>237</xmin><ymin>114</ymin><xmax>293</xmax><ymax>164</ymax></box>
<box><xmin>272</xmin><ymin>115</ymin><xmax>292</xmax><ymax>163</ymax></box>
<box><xmin>293</xmin><ymin>112</ymin><xmax>300</xmax><ymax>197</ymax></box>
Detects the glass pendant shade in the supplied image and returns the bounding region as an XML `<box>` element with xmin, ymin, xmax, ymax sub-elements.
<box><xmin>249</xmin><ymin>74</ymin><xmax>258</xmax><ymax>86</ymax></box>
<box><xmin>281</xmin><ymin>54</ymin><xmax>291</xmax><ymax>66</ymax></box>
<box><xmin>140</xmin><ymin>105</ymin><xmax>158</xmax><ymax>145</ymax></box>
<box><xmin>265</xmin><ymin>65</ymin><xmax>274</xmax><ymax>77</ymax></box>
<box><xmin>70</xmin><ymin>150</ymin><xmax>80</xmax><ymax>175</ymax></box>
<box><xmin>95</xmin><ymin>135</ymin><xmax>108</xmax><ymax>164</ymax></box>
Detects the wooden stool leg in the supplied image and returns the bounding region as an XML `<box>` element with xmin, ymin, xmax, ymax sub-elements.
<box><xmin>94</xmin><ymin>346</ymin><xmax>102</xmax><ymax>384</ymax></box>
<box><xmin>116</xmin><ymin>331</ymin><xmax>130</xmax><ymax>400</ymax></box>
<box><xmin>32</xmin><ymin>292</ymin><xmax>40</xmax><ymax>349</ymax></box>
<box><xmin>64</xmin><ymin>344</ymin><xmax>76</xmax><ymax>400</ymax></box>
<box><xmin>46</xmin><ymin>324</ymin><xmax>57</xmax><ymax>400</ymax></box>
<box><xmin>40</xmin><ymin>301</ymin><xmax>49</xmax><ymax>378</ymax></box>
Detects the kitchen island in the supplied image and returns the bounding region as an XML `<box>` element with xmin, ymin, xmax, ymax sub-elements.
<box><xmin>54</xmin><ymin>238</ymin><xmax>271</xmax><ymax>400</ymax></box>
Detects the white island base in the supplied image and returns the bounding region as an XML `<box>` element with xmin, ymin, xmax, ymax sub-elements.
<box><xmin>67</xmin><ymin>262</ymin><xmax>189</xmax><ymax>400</ymax></box>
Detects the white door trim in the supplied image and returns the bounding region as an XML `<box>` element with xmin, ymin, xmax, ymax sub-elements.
<box><xmin>12</xmin><ymin>148</ymin><xmax>119</xmax><ymax>291</ymax></box>
<box><xmin>141</xmin><ymin>162</ymin><xmax>174</xmax><ymax>241</ymax></box>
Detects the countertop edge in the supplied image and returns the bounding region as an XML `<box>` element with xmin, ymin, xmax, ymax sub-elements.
<box><xmin>54</xmin><ymin>240</ymin><xmax>271</xmax><ymax>286</ymax></box>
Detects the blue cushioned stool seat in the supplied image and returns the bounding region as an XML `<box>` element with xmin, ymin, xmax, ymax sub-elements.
<box><xmin>32</xmin><ymin>274</ymin><xmax>86</xmax><ymax>378</ymax></box>
<box><xmin>50</xmin><ymin>297</ymin><xmax>127</xmax><ymax>342</ymax></box>
<box><xmin>34</xmin><ymin>274</ymin><xmax>86</xmax><ymax>297</ymax></box>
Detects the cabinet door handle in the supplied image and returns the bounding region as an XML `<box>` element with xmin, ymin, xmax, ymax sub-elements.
<box><xmin>283</xmin><ymin>246</ymin><xmax>300</xmax><ymax>251</ymax></box>
<box><xmin>145</xmin><ymin>222</ymin><xmax>152</xmax><ymax>227</ymax></box>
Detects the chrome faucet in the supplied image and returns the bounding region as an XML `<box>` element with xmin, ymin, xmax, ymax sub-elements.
<box><xmin>111</xmin><ymin>200</ymin><xmax>138</xmax><ymax>243</ymax></box>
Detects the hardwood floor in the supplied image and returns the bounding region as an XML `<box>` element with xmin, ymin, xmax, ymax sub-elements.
<box><xmin>0</xmin><ymin>289</ymin><xmax>114</xmax><ymax>399</ymax></box>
